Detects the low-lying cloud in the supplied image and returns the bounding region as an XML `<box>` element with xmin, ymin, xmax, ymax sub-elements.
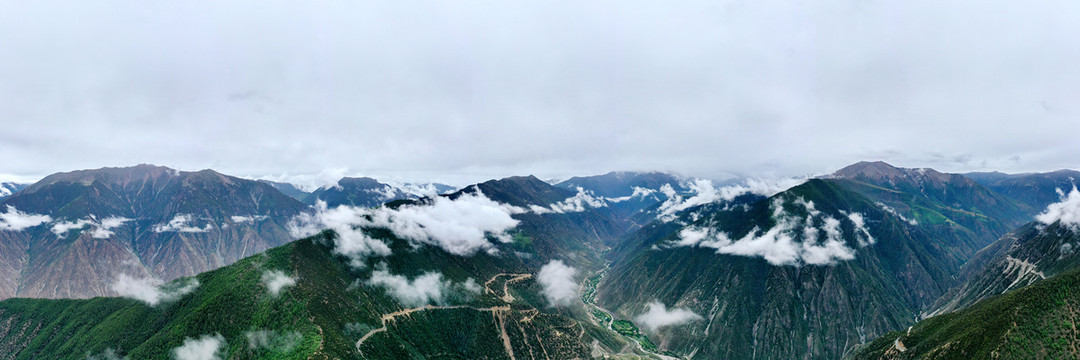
<box><xmin>634</xmin><ymin>301</ymin><xmax>703</xmax><ymax>332</ymax></box>
<box><xmin>876</xmin><ymin>202</ymin><xmax>918</xmax><ymax>226</ymax></box>
<box><xmin>261</xmin><ymin>270</ymin><xmax>296</xmax><ymax>297</ymax></box>
<box><xmin>51</xmin><ymin>216</ymin><xmax>133</xmax><ymax>238</ymax></box>
<box><xmin>91</xmin><ymin>216</ymin><xmax>132</xmax><ymax>238</ymax></box>
<box><xmin>111</xmin><ymin>274</ymin><xmax>200</xmax><ymax>306</ymax></box>
<box><xmin>606</xmin><ymin>186</ymin><xmax>659</xmax><ymax>203</ymax></box>
<box><xmin>231</xmin><ymin>215</ymin><xmax>268</xmax><ymax>223</ymax></box>
<box><xmin>530</xmin><ymin>187</ymin><xmax>607</xmax><ymax>214</ymax></box>
<box><xmin>1037</xmin><ymin>187</ymin><xmax>1080</xmax><ymax>231</ymax></box>
<box><xmin>245</xmin><ymin>329</ymin><xmax>302</xmax><ymax>352</ymax></box>
<box><xmin>398</xmin><ymin>183</ymin><xmax>453</xmax><ymax>197</ymax></box>
<box><xmin>673</xmin><ymin>197</ymin><xmax>872</xmax><ymax>266</ymax></box>
<box><xmin>173</xmin><ymin>334</ymin><xmax>225</xmax><ymax>360</ymax></box>
<box><xmin>537</xmin><ymin>260</ymin><xmax>579</xmax><ymax>307</ymax></box>
<box><xmin>50</xmin><ymin>218</ymin><xmax>93</xmax><ymax>237</ymax></box>
<box><xmin>153</xmin><ymin>214</ymin><xmax>212</xmax><ymax>233</ymax></box>
<box><xmin>366</xmin><ymin>264</ymin><xmax>451</xmax><ymax>307</ymax></box>
<box><xmin>289</xmin><ymin>191</ymin><xmax>520</xmax><ymax>266</ymax></box>
<box><xmin>0</xmin><ymin>205</ymin><xmax>51</xmax><ymax>231</ymax></box>
<box><xmin>657</xmin><ymin>178</ymin><xmax>806</xmax><ymax>222</ymax></box>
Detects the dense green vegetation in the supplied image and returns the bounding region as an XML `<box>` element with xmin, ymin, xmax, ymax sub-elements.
<box><xmin>0</xmin><ymin>236</ymin><xmax>330</xmax><ymax>359</ymax></box>
<box><xmin>611</xmin><ymin>320</ymin><xmax>658</xmax><ymax>352</ymax></box>
<box><xmin>849</xmin><ymin>266</ymin><xmax>1080</xmax><ymax>359</ymax></box>
<box><xmin>0</xmin><ymin>230</ymin><xmax>615</xmax><ymax>359</ymax></box>
<box><xmin>5</xmin><ymin>164</ymin><xmax>1077</xmax><ymax>360</ymax></box>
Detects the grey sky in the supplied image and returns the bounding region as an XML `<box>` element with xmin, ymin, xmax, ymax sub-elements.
<box><xmin>2</xmin><ymin>1</ymin><xmax>1079</xmax><ymax>186</ymax></box>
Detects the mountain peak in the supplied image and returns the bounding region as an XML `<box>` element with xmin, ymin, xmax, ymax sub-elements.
<box><xmin>448</xmin><ymin>175</ymin><xmax>571</xmax><ymax>208</ymax></box>
<box><xmin>830</xmin><ymin>161</ymin><xmax>904</xmax><ymax>180</ymax></box>
<box><xmin>24</xmin><ymin>164</ymin><xmax>178</xmax><ymax>193</ymax></box>
<box><xmin>335</xmin><ymin>176</ymin><xmax>384</xmax><ymax>188</ymax></box>
<box><xmin>829</xmin><ymin>161</ymin><xmax>954</xmax><ymax>185</ymax></box>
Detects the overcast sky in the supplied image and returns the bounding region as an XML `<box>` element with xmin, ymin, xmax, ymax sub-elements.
<box><xmin>2</xmin><ymin>1</ymin><xmax>1078</xmax><ymax>186</ymax></box>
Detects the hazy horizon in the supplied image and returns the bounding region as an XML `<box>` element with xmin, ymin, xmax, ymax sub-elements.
<box><xmin>3</xmin><ymin>1</ymin><xmax>1079</xmax><ymax>186</ymax></box>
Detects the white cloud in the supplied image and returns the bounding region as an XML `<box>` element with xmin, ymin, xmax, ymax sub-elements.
<box><xmin>1037</xmin><ymin>187</ymin><xmax>1080</xmax><ymax>231</ymax></box>
<box><xmin>656</xmin><ymin>180</ymin><xmax>719</xmax><ymax>221</ymax></box>
<box><xmin>173</xmin><ymin>334</ymin><xmax>225</xmax><ymax>360</ymax></box>
<box><xmin>245</xmin><ymin>329</ymin><xmax>301</xmax><ymax>352</ymax></box>
<box><xmin>530</xmin><ymin>187</ymin><xmax>607</xmax><ymax>214</ymax></box>
<box><xmin>0</xmin><ymin>205</ymin><xmax>52</xmax><ymax>231</ymax></box>
<box><xmin>656</xmin><ymin>178</ymin><xmax>806</xmax><ymax>222</ymax></box>
<box><xmin>634</xmin><ymin>301</ymin><xmax>703</xmax><ymax>332</ymax></box>
<box><xmin>397</xmin><ymin>183</ymin><xmax>452</xmax><ymax>197</ymax></box>
<box><xmin>876</xmin><ymin>202</ymin><xmax>918</xmax><ymax>226</ymax></box>
<box><xmin>288</xmin><ymin>201</ymin><xmax>393</xmax><ymax>267</ymax></box>
<box><xmin>52</xmin><ymin>216</ymin><xmax>133</xmax><ymax>238</ymax></box>
<box><xmin>537</xmin><ymin>260</ymin><xmax>579</xmax><ymax>307</ymax></box>
<box><xmin>1060</xmin><ymin>242</ymin><xmax>1076</xmax><ymax>259</ymax></box>
<box><xmin>365</xmin><ymin>185</ymin><xmax>401</xmax><ymax>202</ymax></box>
<box><xmin>843</xmin><ymin>211</ymin><xmax>874</xmax><ymax>246</ymax></box>
<box><xmin>90</xmin><ymin>216</ymin><xmax>132</xmax><ymax>238</ymax></box>
<box><xmin>462</xmin><ymin>277</ymin><xmax>482</xmax><ymax>294</ymax></box>
<box><xmin>289</xmin><ymin>191</ymin><xmax>520</xmax><ymax>265</ymax></box>
<box><xmin>230</xmin><ymin>215</ymin><xmax>268</xmax><ymax>223</ymax></box>
<box><xmin>50</xmin><ymin>218</ymin><xmax>93</xmax><ymax>237</ymax></box>
<box><xmin>366</xmin><ymin>265</ymin><xmax>449</xmax><ymax>307</ymax></box>
<box><xmin>261</xmin><ymin>270</ymin><xmax>296</xmax><ymax>297</ymax></box>
<box><xmin>111</xmin><ymin>274</ymin><xmax>199</xmax><ymax>306</ymax></box>
<box><xmin>256</xmin><ymin>168</ymin><xmax>349</xmax><ymax>193</ymax></box>
<box><xmin>395</xmin><ymin>193</ymin><xmax>511</xmax><ymax>247</ymax></box>
<box><xmin>672</xmin><ymin>197</ymin><xmax>870</xmax><ymax>266</ymax></box>
<box><xmin>606</xmin><ymin>186</ymin><xmax>658</xmax><ymax>203</ymax></box>
<box><xmin>735</xmin><ymin>177</ymin><xmax>810</xmax><ymax>199</ymax></box>
<box><xmin>153</xmin><ymin>214</ymin><xmax>212</xmax><ymax>233</ymax></box>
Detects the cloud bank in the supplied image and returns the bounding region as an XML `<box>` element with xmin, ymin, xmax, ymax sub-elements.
<box><xmin>50</xmin><ymin>218</ymin><xmax>93</xmax><ymax>237</ymax></box>
<box><xmin>876</xmin><ymin>202</ymin><xmax>918</xmax><ymax>226</ymax></box>
<box><xmin>1037</xmin><ymin>187</ymin><xmax>1080</xmax><ymax>231</ymax></box>
<box><xmin>657</xmin><ymin>178</ymin><xmax>806</xmax><ymax>221</ymax></box>
<box><xmin>111</xmin><ymin>274</ymin><xmax>200</xmax><ymax>306</ymax></box>
<box><xmin>50</xmin><ymin>216</ymin><xmax>133</xmax><ymax>238</ymax></box>
<box><xmin>0</xmin><ymin>205</ymin><xmax>51</xmax><ymax>231</ymax></box>
<box><xmin>91</xmin><ymin>216</ymin><xmax>132</xmax><ymax>238</ymax></box>
<box><xmin>261</xmin><ymin>270</ymin><xmax>296</xmax><ymax>297</ymax></box>
<box><xmin>289</xmin><ymin>191</ymin><xmax>520</xmax><ymax>266</ymax></box>
<box><xmin>537</xmin><ymin>260</ymin><xmax>579</xmax><ymax>307</ymax></box>
<box><xmin>366</xmin><ymin>265</ymin><xmax>451</xmax><ymax>307</ymax></box>
<box><xmin>231</xmin><ymin>215</ymin><xmax>268</xmax><ymax>223</ymax></box>
<box><xmin>634</xmin><ymin>301</ymin><xmax>703</xmax><ymax>332</ymax></box>
<box><xmin>153</xmin><ymin>214</ymin><xmax>212</xmax><ymax>233</ymax></box>
<box><xmin>173</xmin><ymin>334</ymin><xmax>225</xmax><ymax>360</ymax></box>
<box><xmin>245</xmin><ymin>329</ymin><xmax>302</xmax><ymax>352</ymax></box>
<box><xmin>530</xmin><ymin>187</ymin><xmax>608</xmax><ymax>214</ymax></box>
<box><xmin>673</xmin><ymin>197</ymin><xmax>873</xmax><ymax>266</ymax></box>
<box><xmin>606</xmin><ymin>186</ymin><xmax>659</xmax><ymax>203</ymax></box>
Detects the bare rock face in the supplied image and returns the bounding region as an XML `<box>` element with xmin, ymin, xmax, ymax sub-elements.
<box><xmin>0</xmin><ymin>165</ymin><xmax>308</xmax><ymax>299</ymax></box>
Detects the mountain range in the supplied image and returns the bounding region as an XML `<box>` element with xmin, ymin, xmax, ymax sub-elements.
<box><xmin>0</xmin><ymin>161</ymin><xmax>1079</xmax><ymax>359</ymax></box>
<box><xmin>0</xmin><ymin>183</ymin><xmax>28</xmax><ymax>200</ymax></box>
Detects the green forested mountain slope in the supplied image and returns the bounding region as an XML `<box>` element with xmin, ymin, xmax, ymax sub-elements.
<box><xmin>597</xmin><ymin>179</ymin><xmax>967</xmax><ymax>360</ymax></box>
<box><xmin>926</xmin><ymin>222</ymin><xmax>1080</xmax><ymax>316</ymax></box>
<box><xmin>848</xmin><ymin>265</ymin><xmax>1080</xmax><ymax>360</ymax></box>
<box><xmin>828</xmin><ymin>161</ymin><xmax>1034</xmax><ymax>267</ymax></box>
<box><xmin>0</xmin><ymin>231</ymin><xmax>643</xmax><ymax>359</ymax></box>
